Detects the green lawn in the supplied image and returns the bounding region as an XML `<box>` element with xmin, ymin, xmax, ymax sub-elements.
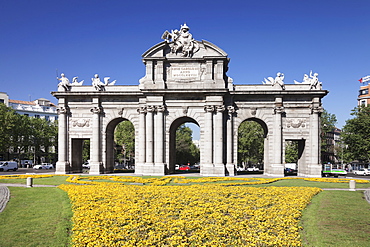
<box><xmin>0</xmin><ymin>187</ymin><xmax>72</xmax><ymax>247</ymax></box>
<box><xmin>0</xmin><ymin>176</ymin><xmax>369</xmax><ymax>246</ymax></box>
<box><xmin>300</xmin><ymin>190</ymin><xmax>370</xmax><ymax>247</ymax></box>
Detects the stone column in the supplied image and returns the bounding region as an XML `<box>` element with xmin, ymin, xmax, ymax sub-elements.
<box><xmin>308</xmin><ymin>103</ymin><xmax>323</xmax><ymax>177</ymax></box>
<box><xmin>90</xmin><ymin>106</ymin><xmax>103</xmax><ymax>174</ymax></box>
<box><xmin>214</xmin><ymin>105</ymin><xmax>225</xmax><ymax>166</ymax></box>
<box><xmin>155</xmin><ymin>105</ymin><xmax>165</xmax><ymax>165</ymax></box>
<box><xmin>145</xmin><ymin>105</ymin><xmax>155</xmax><ymax>165</ymax></box>
<box><xmin>137</xmin><ymin>106</ymin><xmax>146</xmax><ymax>164</ymax></box>
<box><xmin>203</xmin><ymin>106</ymin><xmax>214</xmax><ymax>165</ymax></box>
<box><xmin>226</xmin><ymin>106</ymin><xmax>235</xmax><ymax>176</ymax></box>
<box><xmin>55</xmin><ymin>105</ymin><xmax>69</xmax><ymax>174</ymax></box>
<box><xmin>269</xmin><ymin>97</ymin><xmax>285</xmax><ymax>177</ymax></box>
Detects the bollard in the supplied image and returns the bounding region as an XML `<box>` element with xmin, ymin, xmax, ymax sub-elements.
<box><xmin>26</xmin><ymin>177</ymin><xmax>33</xmax><ymax>188</ymax></box>
<box><xmin>349</xmin><ymin>180</ymin><xmax>356</xmax><ymax>191</ymax></box>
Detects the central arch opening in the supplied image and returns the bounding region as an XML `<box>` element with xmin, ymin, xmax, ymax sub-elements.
<box><xmin>169</xmin><ymin>117</ymin><xmax>200</xmax><ymax>174</ymax></box>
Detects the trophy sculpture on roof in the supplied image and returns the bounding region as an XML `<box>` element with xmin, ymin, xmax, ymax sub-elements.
<box><xmin>162</xmin><ymin>23</ymin><xmax>200</xmax><ymax>57</ymax></box>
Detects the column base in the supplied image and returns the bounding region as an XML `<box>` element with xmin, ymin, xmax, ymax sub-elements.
<box><xmin>55</xmin><ymin>161</ymin><xmax>70</xmax><ymax>174</ymax></box>
<box><xmin>135</xmin><ymin>163</ymin><xmax>166</xmax><ymax>176</ymax></box>
<box><xmin>298</xmin><ymin>164</ymin><xmax>322</xmax><ymax>177</ymax></box>
<box><xmin>89</xmin><ymin>162</ymin><xmax>104</xmax><ymax>175</ymax></box>
<box><xmin>201</xmin><ymin>163</ymin><xmax>226</xmax><ymax>176</ymax></box>
<box><xmin>263</xmin><ymin>163</ymin><xmax>284</xmax><ymax>177</ymax></box>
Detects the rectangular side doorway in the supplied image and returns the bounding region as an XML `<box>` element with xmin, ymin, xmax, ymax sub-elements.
<box><xmin>71</xmin><ymin>138</ymin><xmax>90</xmax><ymax>173</ymax></box>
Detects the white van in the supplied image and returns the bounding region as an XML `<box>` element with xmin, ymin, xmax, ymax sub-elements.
<box><xmin>0</xmin><ymin>161</ymin><xmax>18</xmax><ymax>172</ymax></box>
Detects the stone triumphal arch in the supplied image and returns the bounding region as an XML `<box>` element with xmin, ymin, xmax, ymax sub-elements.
<box><xmin>52</xmin><ymin>24</ymin><xmax>327</xmax><ymax>177</ymax></box>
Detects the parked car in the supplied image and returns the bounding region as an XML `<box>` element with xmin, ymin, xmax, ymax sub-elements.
<box><xmin>246</xmin><ymin>167</ymin><xmax>259</xmax><ymax>172</ymax></box>
<box><xmin>82</xmin><ymin>162</ymin><xmax>90</xmax><ymax>169</ymax></box>
<box><xmin>179</xmin><ymin>165</ymin><xmax>190</xmax><ymax>171</ymax></box>
<box><xmin>353</xmin><ymin>168</ymin><xmax>370</xmax><ymax>176</ymax></box>
<box><xmin>33</xmin><ymin>163</ymin><xmax>53</xmax><ymax>170</ymax></box>
<box><xmin>0</xmin><ymin>161</ymin><xmax>18</xmax><ymax>172</ymax></box>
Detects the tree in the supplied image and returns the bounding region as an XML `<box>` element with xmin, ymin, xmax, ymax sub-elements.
<box><xmin>341</xmin><ymin>105</ymin><xmax>370</xmax><ymax>163</ymax></box>
<box><xmin>285</xmin><ymin>141</ymin><xmax>298</xmax><ymax>163</ymax></box>
<box><xmin>114</xmin><ymin>121</ymin><xmax>135</xmax><ymax>163</ymax></box>
<box><xmin>0</xmin><ymin>103</ymin><xmax>58</xmax><ymax>163</ymax></box>
<box><xmin>176</xmin><ymin>124</ymin><xmax>199</xmax><ymax>165</ymax></box>
<box><xmin>0</xmin><ymin>104</ymin><xmax>18</xmax><ymax>156</ymax></box>
<box><xmin>238</xmin><ymin>121</ymin><xmax>264</xmax><ymax>165</ymax></box>
<box><xmin>320</xmin><ymin>109</ymin><xmax>337</xmax><ymax>164</ymax></box>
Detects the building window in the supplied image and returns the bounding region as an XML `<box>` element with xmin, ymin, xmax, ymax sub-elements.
<box><xmin>361</xmin><ymin>100</ymin><xmax>367</xmax><ymax>106</ymax></box>
<box><xmin>24</xmin><ymin>114</ymin><xmax>29</xmax><ymax>116</ymax></box>
<box><xmin>35</xmin><ymin>115</ymin><xmax>40</xmax><ymax>118</ymax></box>
<box><xmin>359</xmin><ymin>89</ymin><xmax>369</xmax><ymax>95</ymax></box>
<box><xmin>0</xmin><ymin>99</ymin><xmax>4</xmax><ymax>104</ymax></box>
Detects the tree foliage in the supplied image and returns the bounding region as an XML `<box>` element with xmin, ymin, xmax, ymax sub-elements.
<box><xmin>285</xmin><ymin>141</ymin><xmax>298</xmax><ymax>163</ymax></box>
<box><xmin>114</xmin><ymin>121</ymin><xmax>135</xmax><ymax>162</ymax></box>
<box><xmin>176</xmin><ymin>124</ymin><xmax>199</xmax><ymax>165</ymax></box>
<box><xmin>0</xmin><ymin>103</ymin><xmax>58</xmax><ymax>162</ymax></box>
<box><xmin>341</xmin><ymin>105</ymin><xmax>370</xmax><ymax>163</ymax></box>
<box><xmin>321</xmin><ymin>109</ymin><xmax>337</xmax><ymax>134</ymax></box>
<box><xmin>238</xmin><ymin>121</ymin><xmax>264</xmax><ymax>165</ymax></box>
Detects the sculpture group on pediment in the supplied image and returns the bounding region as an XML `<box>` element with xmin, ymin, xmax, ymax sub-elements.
<box><xmin>162</xmin><ymin>23</ymin><xmax>199</xmax><ymax>57</ymax></box>
<box><xmin>262</xmin><ymin>72</ymin><xmax>285</xmax><ymax>90</ymax></box>
<box><xmin>294</xmin><ymin>70</ymin><xmax>322</xmax><ymax>89</ymax></box>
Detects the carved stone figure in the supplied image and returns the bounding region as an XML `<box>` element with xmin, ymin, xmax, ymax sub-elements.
<box><xmin>104</xmin><ymin>77</ymin><xmax>116</xmax><ymax>86</ymax></box>
<box><xmin>162</xmin><ymin>23</ymin><xmax>199</xmax><ymax>57</ymax></box>
<box><xmin>262</xmin><ymin>72</ymin><xmax>285</xmax><ymax>89</ymax></box>
<box><xmin>57</xmin><ymin>73</ymin><xmax>71</xmax><ymax>91</ymax></box>
<box><xmin>294</xmin><ymin>70</ymin><xmax>322</xmax><ymax>89</ymax></box>
<box><xmin>71</xmin><ymin>77</ymin><xmax>84</xmax><ymax>86</ymax></box>
<box><xmin>309</xmin><ymin>71</ymin><xmax>320</xmax><ymax>89</ymax></box>
<box><xmin>92</xmin><ymin>74</ymin><xmax>107</xmax><ymax>91</ymax></box>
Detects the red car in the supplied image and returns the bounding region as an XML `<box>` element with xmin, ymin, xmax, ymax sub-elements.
<box><xmin>179</xmin><ymin>165</ymin><xmax>190</xmax><ymax>171</ymax></box>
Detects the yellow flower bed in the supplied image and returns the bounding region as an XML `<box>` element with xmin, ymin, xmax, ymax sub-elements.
<box><xmin>59</xmin><ymin>183</ymin><xmax>321</xmax><ymax>247</ymax></box>
<box><xmin>0</xmin><ymin>174</ymin><xmax>55</xmax><ymax>179</ymax></box>
<box><xmin>65</xmin><ymin>175</ymin><xmax>370</xmax><ymax>186</ymax></box>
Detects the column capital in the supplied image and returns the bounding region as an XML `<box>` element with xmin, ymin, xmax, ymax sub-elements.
<box><xmin>156</xmin><ymin>105</ymin><xmax>166</xmax><ymax>112</ymax></box>
<box><xmin>273</xmin><ymin>106</ymin><xmax>285</xmax><ymax>114</ymax></box>
<box><xmin>57</xmin><ymin>106</ymin><xmax>69</xmax><ymax>114</ymax></box>
<box><xmin>310</xmin><ymin>105</ymin><xmax>323</xmax><ymax>114</ymax></box>
<box><xmin>147</xmin><ymin>105</ymin><xmax>156</xmax><ymax>112</ymax></box>
<box><xmin>90</xmin><ymin>106</ymin><xmax>102</xmax><ymax>114</ymax></box>
<box><xmin>216</xmin><ymin>105</ymin><xmax>225</xmax><ymax>113</ymax></box>
<box><xmin>227</xmin><ymin>105</ymin><xmax>235</xmax><ymax>115</ymax></box>
<box><xmin>137</xmin><ymin>106</ymin><xmax>147</xmax><ymax>114</ymax></box>
<box><xmin>204</xmin><ymin>105</ymin><xmax>215</xmax><ymax>113</ymax></box>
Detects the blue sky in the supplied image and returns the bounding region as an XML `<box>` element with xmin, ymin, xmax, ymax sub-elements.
<box><xmin>1</xmin><ymin>0</ymin><xmax>370</xmax><ymax>134</ymax></box>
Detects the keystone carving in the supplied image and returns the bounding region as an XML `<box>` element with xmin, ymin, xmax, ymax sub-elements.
<box><xmin>71</xmin><ymin>119</ymin><xmax>90</xmax><ymax>128</ymax></box>
<box><xmin>286</xmin><ymin>118</ymin><xmax>306</xmax><ymax>128</ymax></box>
